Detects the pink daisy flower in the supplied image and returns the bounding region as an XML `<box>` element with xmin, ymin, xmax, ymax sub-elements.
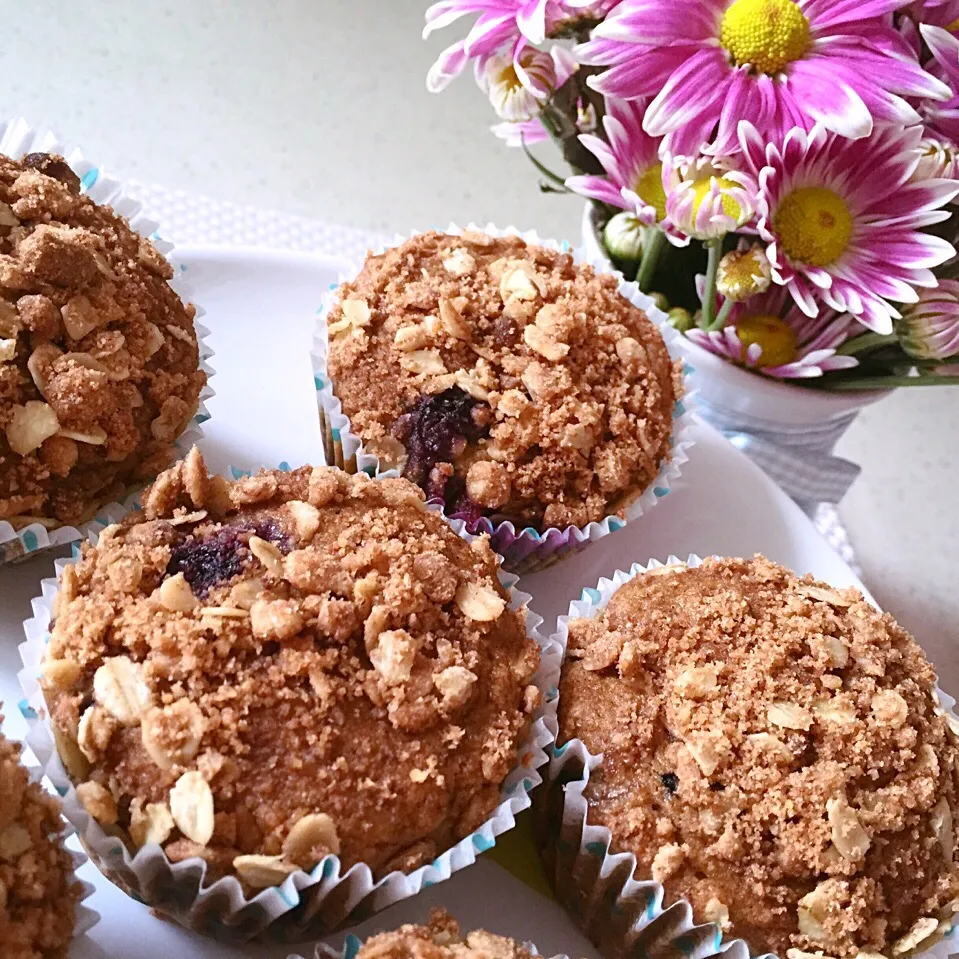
<box><xmin>575</xmin><ymin>0</ymin><xmax>951</xmax><ymax>155</ymax></box>
<box><xmin>565</xmin><ymin>99</ymin><xmax>669</xmax><ymax>226</ymax></box>
<box><xmin>686</xmin><ymin>288</ymin><xmax>861</xmax><ymax>378</ymax></box>
<box><xmin>663</xmin><ymin>153</ymin><xmax>759</xmax><ymax>240</ymax></box>
<box><xmin>425</xmin><ymin>1</ymin><xmax>562</xmax><ymax>92</ymax></box>
<box><xmin>920</xmin><ymin>24</ymin><xmax>959</xmax><ymax>147</ymax></box>
<box><xmin>740</xmin><ymin>121</ymin><xmax>959</xmax><ymax>333</ymax></box>
<box><xmin>479</xmin><ymin>45</ymin><xmax>576</xmax><ymax>119</ymax></box>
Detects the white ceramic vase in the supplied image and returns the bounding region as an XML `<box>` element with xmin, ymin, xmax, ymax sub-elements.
<box><xmin>580</xmin><ymin>203</ymin><xmax>887</xmax><ymax>510</ymax></box>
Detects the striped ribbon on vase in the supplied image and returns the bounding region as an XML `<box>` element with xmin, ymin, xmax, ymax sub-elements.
<box><xmin>695</xmin><ymin>397</ymin><xmax>862</xmax><ymax>516</ymax></box>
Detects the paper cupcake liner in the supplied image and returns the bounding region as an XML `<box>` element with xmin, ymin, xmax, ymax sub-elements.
<box><xmin>16</xmin><ymin>465</ymin><xmax>561</xmax><ymax>945</ymax></box>
<box><xmin>539</xmin><ymin>555</ymin><xmax>959</xmax><ymax>959</ymax></box>
<box><xmin>0</xmin><ymin>116</ymin><xmax>214</xmax><ymax>571</ymax></box>
<box><xmin>311</xmin><ymin>223</ymin><xmax>696</xmax><ymax>574</ymax></box>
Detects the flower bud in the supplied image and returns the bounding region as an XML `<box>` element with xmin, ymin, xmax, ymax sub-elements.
<box><xmin>602</xmin><ymin>212</ymin><xmax>644</xmax><ymax>262</ymax></box>
<box><xmin>664</xmin><ymin>155</ymin><xmax>757</xmax><ymax>240</ymax></box>
<box><xmin>716</xmin><ymin>245</ymin><xmax>772</xmax><ymax>302</ymax></box>
<box><xmin>667</xmin><ymin>307</ymin><xmax>695</xmax><ymax>332</ymax></box>
<box><xmin>898</xmin><ymin>280</ymin><xmax>959</xmax><ymax>360</ymax></box>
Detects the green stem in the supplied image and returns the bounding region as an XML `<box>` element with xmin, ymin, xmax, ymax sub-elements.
<box><xmin>816</xmin><ymin>374</ymin><xmax>959</xmax><ymax>390</ymax></box>
<box><xmin>699</xmin><ymin>238</ymin><xmax>722</xmax><ymax>329</ymax></box>
<box><xmin>520</xmin><ymin>134</ymin><xmax>570</xmax><ymax>189</ymax></box>
<box><xmin>836</xmin><ymin>332</ymin><xmax>898</xmax><ymax>356</ymax></box>
<box><xmin>636</xmin><ymin>228</ymin><xmax>667</xmax><ymax>293</ymax></box>
<box><xmin>706</xmin><ymin>296</ymin><xmax>735</xmax><ymax>332</ymax></box>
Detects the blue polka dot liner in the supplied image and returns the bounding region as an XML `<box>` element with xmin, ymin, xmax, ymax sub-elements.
<box><xmin>0</xmin><ymin>116</ymin><xmax>214</xmax><ymax>573</ymax></box>
<box><xmin>16</xmin><ymin>476</ymin><xmax>562</xmax><ymax>945</ymax></box>
<box><xmin>311</xmin><ymin>223</ymin><xmax>697</xmax><ymax>575</ymax></box>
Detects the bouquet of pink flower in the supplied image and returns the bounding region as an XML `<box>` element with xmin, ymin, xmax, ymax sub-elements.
<box><xmin>424</xmin><ymin>0</ymin><xmax>959</xmax><ymax>388</ymax></box>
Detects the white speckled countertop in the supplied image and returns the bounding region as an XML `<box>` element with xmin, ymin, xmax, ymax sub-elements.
<box><xmin>5</xmin><ymin>0</ymin><xmax>958</xmax><ymax>663</ymax></box>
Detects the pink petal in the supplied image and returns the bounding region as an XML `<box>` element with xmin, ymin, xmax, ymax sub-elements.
<box><xmin>787</xmin><ymin>60</ymin><xmax>872</xmax><ymax>139</ymax></box>
<box><xmin>644</xmin><ymin>47</ymin><xmax>731</xmax><ymax>136</ymax></box>
<box><xmin>427</xmin><ymin>41</ymin><xmax>469</xmax><ymax>92</ymax></box>
<box><xmin>595</xmin><ymin>0</ymin><xmax>721</xmax><ymax>45</ymax></box>
<box><xmin>517</xmin><ymin>0</ymin><xmax>549</xmax><ymax>43</ymax></box>
<box><xmin>463</xmin><ymin>13</ymin><xmax>515</xmax><ymax>56</ymax></box>
<box><xmin>566</xmin><ymin>175</ymin><xmax>630</xmax><ymax>208</ymax></box>
<box><xmin>803</xmin><ymin>0</ymin><xmax>903</xmax><ymax>29</ymax></box>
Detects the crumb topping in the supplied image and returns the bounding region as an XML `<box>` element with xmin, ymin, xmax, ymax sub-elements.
<box><xmin>0</xmin><ymin>714</ymin><xmax>79</xmax><ymax>959</ymax></box>
<box><xmin>0</xmin><ymin>152</ymin><xmax>205</xmax><ymax>527</ymax></box>
<box><xmin>327</xmin><ymin>231</ymin><xmax>681</xmax><ymax>531</ymax></box>
<box><xmin>41</xmin><ymin>449</ymin><xmax>540</xmax><ymax>888</ymax></box>
<box><xmin>557</xmin><ymin>556</ymin><xmax>959</xmax><ymax>959</ymax></box>
<box><xmin>355</xmin><ymin>908</ymin><xmax>535</xmax><ymax>959</ymax></box>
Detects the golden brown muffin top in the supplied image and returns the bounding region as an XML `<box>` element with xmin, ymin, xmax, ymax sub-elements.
<box><xmin>355</xmin><ymin>909</ymin><xmax>535</xmax><ymax>959</ymax></box>
<box><xmin>0</xmin><ymin>714</ymin><xmax>79</xmax><ymax>959</ymax></box>
<box><xmin>41</xmin><ymin>449</ymin><xmax>540</xmax><ymax>889</ymax></box>
<box><xmin>0</xmin><ymin>151</ymin><xmax>205</xmax><ymax>526</ymax></box>
<box><xmin>327</xmin><ymin>230</ymin><xmax>680</xmax><ymax>531</ymax></box>
<box><xmin>558</xmin><ymin>556</ymin><xmax>959</xmax><ymax>959</ymax></box>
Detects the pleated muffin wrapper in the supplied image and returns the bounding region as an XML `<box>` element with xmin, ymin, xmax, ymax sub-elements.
<box><xmin>16</xmin><ymin>468</ymin><xmax>562</xmax><ymax>944</ymax></box>
<box><xmin>539</xmin><ymin>555</ymin><xmax>959</xmax><ymax>959</ymax></box>
<box><xmin>0</xmin><ymin>116</ymin><xmax>213</xmax><ymax>570</ymax></box>
<box><xmin>312</xmin><ymin>223</ymin><xmax>696</xmax><ymax>574</ymax></box>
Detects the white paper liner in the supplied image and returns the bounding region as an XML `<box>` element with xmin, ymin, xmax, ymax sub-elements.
<box><xmin>541</xmin><ymin>555</ymin><xmax>959</xmax><ymax>959</ymax></box>
<box><xmin>311</xmin><ymin>223</ymin><xmax>696</xmax><ymax>574</ymax></box>
<box><xmin>0</xmin><ymin>117</ymin><xmax>214</xmax><ymax>570</ymax></box>
<box><xmin>16</xmin><ymin>465</ymin><xmax>561</xmax><ymax>944</ymax></box>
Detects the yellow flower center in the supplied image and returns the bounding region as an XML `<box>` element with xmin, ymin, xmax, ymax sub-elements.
<box><xmin>947</xmin><ymin>17</ymin><xmax>959</xmax><ymax>32</ymax></box>
<box><xmin>734</xmin><ymin>313</ymin><xmax>798</xmax><ymax>367</ymax></box>
<box><xmin>692</xmin><ymin>175</ymin><xmax>744</xmax><ymax>222</ymax></box>
<box><xmin>720</xmin><ymin>0</ymin><xmax>811</xmax><ymax>75</ymax></box>
<box><xmin>773</xmin><ymin>186</ymin><xmax>853</xmax><ymax>267</ymax></box>
<box><xmin>634</xmin><ymin>163</ymin><xmax>668</xmax><ymax>222</ymax></box>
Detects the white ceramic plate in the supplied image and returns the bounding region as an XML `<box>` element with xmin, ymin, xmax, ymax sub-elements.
<box><xmin>0</xmin><ymin>246</ymin><xmax>869</xmax><ymax>959</ymax></box>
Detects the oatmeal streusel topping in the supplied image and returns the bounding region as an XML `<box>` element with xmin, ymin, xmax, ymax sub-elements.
<box><xmin>0</xmin><ymin>152</ymin><xmax>205</xmax><ymax>526</ymax></box>
<box><xmin>327</xmin><ymin>231</ymin><xmax>681</xmax><ymax>531</ymax></box>
<box><xmin>0</xmin><ymin>714</ymin><xmax>80</xmax><ymax>959</ymax></box>
<box><xmin>558</xmin><ymin>557</ymin><xmax>959</xmax><ymax>959</ymax></box>
<box><xmin>355</xmin><ymin>908</ymin><xmax>536</xmax><ymax>959</ymax></box>
<box><xmin>42</xmin><ymin>449</ymin><xmax>540</xmax><ymax>886</ymax></box>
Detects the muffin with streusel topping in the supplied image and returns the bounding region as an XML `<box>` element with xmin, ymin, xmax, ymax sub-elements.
<box><xmin>0</xmin><ymin>151</ymin><xmax>205</xmax><ymax>531</ymax></box>
<box><xmin>323</xmin><ymin>230</ymin><xmax>682</xmax><ymax>565</ymax></box>
<box><xmin>38</xmin><ymin>448</ymin><xmax>542</xmax><ymax>931</ymax></box>
<box><xmin>339</xmin><ymin>908</ymin><xmax>536</xmax><ymax>959</ymax></box>
<box><xmin>0</xmin><ymin>715</ymin><xmax>82</xmax><ymax>959</ymax></box>
<box><xmin>547</xmin><ymin>556</ymin><xmax>959</xmax><ymax>959</ymax></box>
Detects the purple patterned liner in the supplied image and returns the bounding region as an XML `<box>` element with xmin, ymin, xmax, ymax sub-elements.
<box><xmin>17</xmin><ymin>468</ymin><xmax>560</xmax><ymax>944</ymax></box>
<box><xmin>311</xmin><ymin>223</ymin><xmax>696</xmax><ymax>574</ymax></box>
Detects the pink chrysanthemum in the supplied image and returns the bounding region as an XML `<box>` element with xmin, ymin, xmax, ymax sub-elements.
<box><xmin>479</xmin><ymin>45</ymin><xmax>575</xmax><ymax>119</ymax></box>
<box><xmin>425</xmin><ymin>1</ymin><xmax>562</xmax><ymax>92</ymax></box>
<box><xmin>664</xmin><ymin>153</ymin><xmax>759</xmax><ymax>239</ymax></box>
<box><xmin>920</xmin><ymin>24</ymin><xmax>959</xmax><ymax>153</ymax></box>
<box><xmin>740</xmin><ymin>121</ymin><xmax>959</xmax><ymax>333</ymax></box>
<box><xmin>686</xmin><ymin>288</ymin><xmax>860</xmax><ymax>378</ymax></box>
<box><xmin>565</xmin><ymin>99</ymin><xmax>669</xmax><ymax>226</ymax></box>
<box><xmin>898</xmin><ymin>279</ymin><xmax>959</xmax><ymax>359</ymax></box>
<box><xmin>576</xmin><ymin>0</ymin><xmax>951</xmax><ymax>155</ymax></box>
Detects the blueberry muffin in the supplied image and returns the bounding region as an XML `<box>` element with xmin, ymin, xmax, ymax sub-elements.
<box><xmin>555</xmin><ymin>557</ymin><xmax>959</xmax><ymax>958</ymax></box>
<box><xmin>350</xmin><ymin>909</ymin><xmax>534</xmax><ymax>959</ymax></box>
<box><xmin>0</xmin><ymin>715</ymin><xmax>81</xmax><ymax>959</ymax></box>
<box><xmin>326</xmin><ymin>230</ymin><xmax>680</xmax><ymax>532</ymax></box>
<box><xmin>39</xmin><ymin>449</ymin><xmax>541</xmax><ymax>892</ymax></box>
<box><xmin>0</xmin><ymin>151</ymin><xmax>205</xmax><ymax>528</ymax></box>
